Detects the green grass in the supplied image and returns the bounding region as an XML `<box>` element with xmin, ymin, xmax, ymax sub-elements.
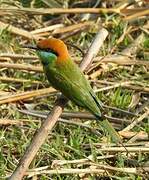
<box><xmin>0</xmin><ymin>1</ymin><xmax>149</xmax><ymax>179</ymax></box>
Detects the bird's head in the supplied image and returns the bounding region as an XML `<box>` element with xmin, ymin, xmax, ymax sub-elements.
<box><xmin>26</xmin><ymin>38</ymin><xmax>70</xmax><ymax>66</ymax></box>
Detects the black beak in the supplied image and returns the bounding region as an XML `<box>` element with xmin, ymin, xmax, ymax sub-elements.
<box><xmin>22</xmin><ymin>45</ymin><xmax>58</xmax><ymax>56</ymax></box>
<box><xmin>22</xmin><ymin>44</ymin><xmax>38</xmax><ymax>50</ymax></box>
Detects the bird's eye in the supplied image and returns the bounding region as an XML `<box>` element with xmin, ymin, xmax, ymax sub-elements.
<box><xmin>45</xmin><ymin>48</ymin><xmax>58</xmax><ymax>56</ymax></box>
<box><xmin>37</xmin><ymin>46</ymin><xmax>58</xmax><ymax>56</ymax></box>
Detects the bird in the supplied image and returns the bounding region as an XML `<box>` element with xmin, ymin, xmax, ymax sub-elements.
<box><xmin>25</xmin><ymin>38</ymin><xmax>121</xmax><ymax>143</ymax></box>
<box><xmin>36</xmin><ymin>38</ymin><xmax>103</xmax><ymax>118</ymax></box>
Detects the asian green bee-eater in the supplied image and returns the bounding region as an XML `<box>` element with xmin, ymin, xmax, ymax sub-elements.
<box><xmin>26</xmin><ymin>38</ymin><xmax>121</xmax><ymax>143</ymax></box>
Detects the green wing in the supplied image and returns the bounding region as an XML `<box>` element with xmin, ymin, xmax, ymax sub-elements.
<box><xmin>39</xmin><ymin>51</ymin><xmax>121</xmax><ymax>143</ymax></box>
<box><xmin>45</xmin><ymin>59</ymin><xmax>102</xmax><ymax>117</ymax></box>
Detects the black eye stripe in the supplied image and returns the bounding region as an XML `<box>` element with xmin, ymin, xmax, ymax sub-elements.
<box><xmin>45</xmin><ymin>49</ymin><xmax>58</xmax><ymax>56</ymax></box>
<box><xmin>37</xmin><ymin>46</ymin><xmax>58</xmax><ymax>56</ymax></box>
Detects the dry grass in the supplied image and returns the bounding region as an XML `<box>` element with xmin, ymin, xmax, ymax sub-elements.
<box><xmin>0</xmin><ymin>0</ymin><xmax>148</xmax><ymax>179</ymax></box>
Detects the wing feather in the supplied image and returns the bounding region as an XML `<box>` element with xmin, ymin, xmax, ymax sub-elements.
<box><xmin>45</xmin><ymin>59</ymin><xmax>101</xmax><ymax>116</ymax></box>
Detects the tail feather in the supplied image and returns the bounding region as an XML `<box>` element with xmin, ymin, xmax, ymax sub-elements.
<box><xmin>89</xmin><ymin>91</ymin><xmax>122</xmax><ymax>143</ymax></box>
<box><xmin>89</xmin><ymin>91</ymin><xmax>104</xmax><ymax>112</ymax></box>
<box><xmin>89</xmin><ymin>91</ymin><xmax>103</xmax><ymax>107</ymax></box>
<box><xmin>94</xmin><ymin>113</ymin><xmax>102</xmax><ymax>120</ymax></box>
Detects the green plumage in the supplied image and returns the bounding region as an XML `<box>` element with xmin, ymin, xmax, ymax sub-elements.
<box><xmin>37</xmin><ymin>49</ymin><xmax>121</xmax><ymax>144</ymax></box>
<box><xmin>37</xmin><ymin>51</ymin><xmax>102</xmax><ymax>118</ymax></box>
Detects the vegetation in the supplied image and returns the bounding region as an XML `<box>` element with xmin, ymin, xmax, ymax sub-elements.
<box><xmin>0</xmin><ymin>0</ymin><xmax>148</xmax><ymax>179</ymax></box>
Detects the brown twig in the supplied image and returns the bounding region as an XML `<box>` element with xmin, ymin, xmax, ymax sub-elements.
<box><xmin>0</xmin><ymin>76</ymin><xmax>41</xmax><ymax>84</ymax></box>
<box><xmin>0</xmin><ymin>119</ymin><xmax>39</xmax><ymax>125</ymax></box>
<box><xmin>21</xmin><ymin>165</ymin><xmax>137</xmax><ymax>177</ymax></box>
<box><xmin>122</xmin><ymin>109</ymin><xmax>149</xmax><ymax>132</ymax></box>
<box><xmin>3</xmin><ymin>7</ymin><xmax>147</xmax><ymax>18</ymax></box>
<box><xmin>80</xmin><ymin>28</ymin><xmax>108</xmax><ymax>71</ymax></box>
<box><xmin>26</xmin><ymin>168</ymin><xmax>105</xmax><ymax>177</ymax></box>
<box><xmin>0</xmin><ymin>53</ymin><xmax>38</xmax><ymax>60</ymax></box>
<box><xmin>83</xmin><ymin>142</ymin><xmax>148</xmax><ymax>149</ymax></box>
<box><xmin>124</xmin><ymin>9</ymin><xmax>149</xmax><ymax>21</ymax></box>
<box><xmin>0</xmin><ymin>117</ymin><xmax>100</xmax><ymax>135</ymax></box>
<box><xmin>0</xmin><ymin>7</ymin><xmax>121</xmax><ymax>15</ymax></box>
<box><xmin>94</xmin><ymin>81</ymin><xmax>131</xmax><ymax>92</ymax></box>
<box><xmin>119</xmin><ymin>131</ymin><xmax>148</xmax><ymax>140</ymax></box>
<box><xmin>9</xmin><ymin>27</ymin><xmax>108</xmax><ymax>180</ymax></box>
<box><xmin>96</xmin><ymin>147</ymin><xmax>149</xmax><ymax>153</ymax></box>
<box><xmin>97</xmin><ymin>55</ymin><xmax>149</xmax><ymax>66</ymax></box>
<box><xmin>19</xmin><ymin>109</ymin><xmax>130</xmax><ymax>124</ymax></box>
<box><xmin>52</xmin><ymin>21</ymin><xmax>93</xmax><ymax>35</ymax></box>
<box><xmin>30</xmin><ymin>166</ymin><xmax>148</xmax><ymax>177</ymax></box>
<box><xmin>0</xmin><ymin>88</ymin><xmax>56</xmax><ymax>105</ymax></box>
<box><xmin>0</xmin><ymin>21</ymin><xmax>40</xmax><ymax>40</ymax></box>
<box><xmin>93</xmin><ymin>80</ymin><xmax>149</xmax><ymax>93</ymax></box>
<box><xmin>60</xmin><ymin>28</ymin><xmax>88</xmax><ymax>40</ymax></box>
<box><xmin>51</xmin><ymin>155</ymin><xmax>114</xmax><ymax>167</ymax></box>
<box><xmin>0</xmin><ymin>62</ymin><xmax>43</xmax><ymax>72</ymax></box>
<box><xmin>121</xmin><ymin>8</ymin><xmax>149</xmax><ymax>16</ymax></box>
<box><xmin>30</xmin><ymin>24</ymin><xmax>64</xmax><ymax>35</ymax></box>
<box><xmin>24</xmin><ymin>165</ymin><xmax>148</xmax><ymax>177</ymax></box>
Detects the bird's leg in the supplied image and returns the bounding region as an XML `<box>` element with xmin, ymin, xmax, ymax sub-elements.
<box><xmin>55</xmin><ymin>93</ymin><xmax>68</xmax><ymax>106</ymax></box>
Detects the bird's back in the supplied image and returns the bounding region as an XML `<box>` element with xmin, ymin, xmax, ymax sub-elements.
<box><xmin>44</xmin><ymin>58</ymin><xmax>102</xmax><ymax>118</ymax></box>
